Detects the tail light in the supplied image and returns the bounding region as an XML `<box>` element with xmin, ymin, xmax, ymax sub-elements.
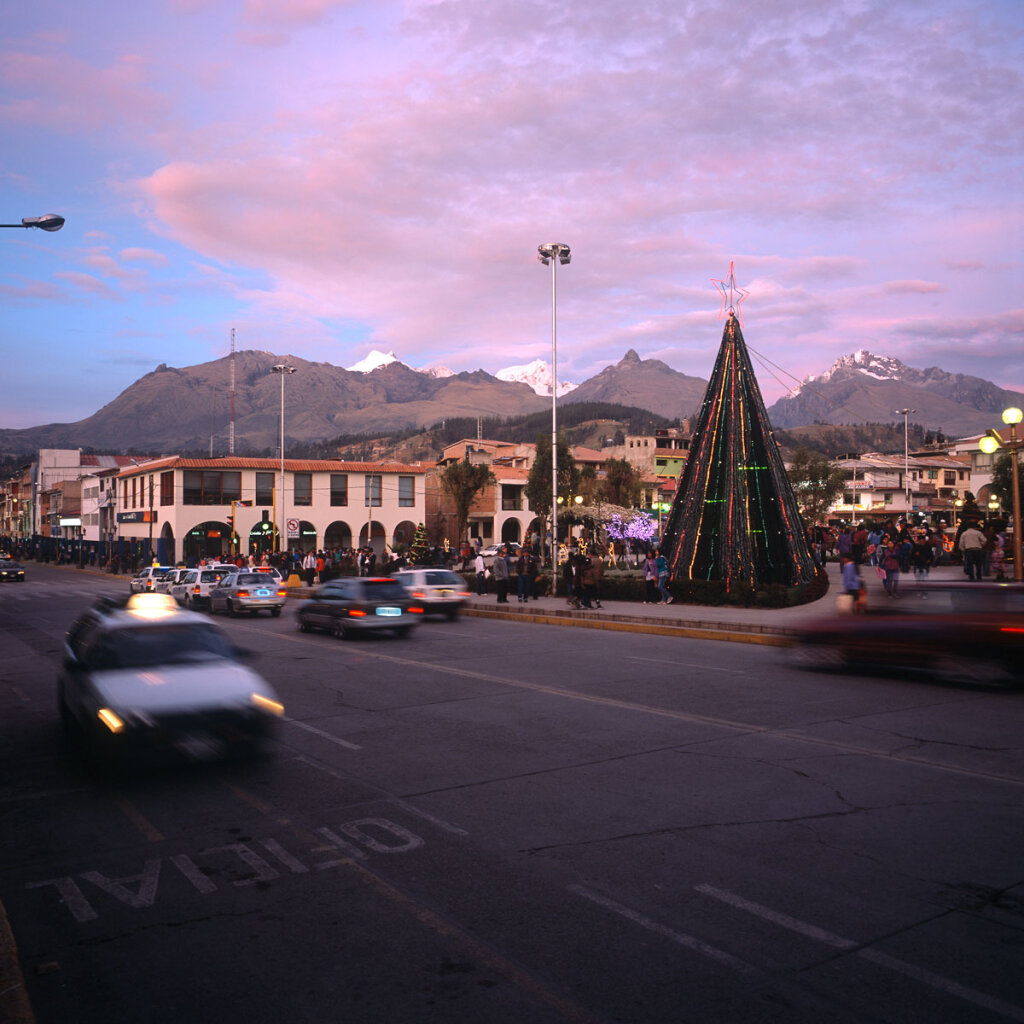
<box><xmin>192</xmin><ymin>585</ymin><xmax>201</xmax><ymax>594</ymax></box>
<box><xmin>348</xmin><ymin>609</ymin><xmax>366</xmax><ymax>617</ymax></box>
<box><xmin>412</xmin><ymin>589</ymin><xmax>427</xmax><ymax>598</ymax></box>
<box><xmin>409</xmin><ymin>606</ymin><xmax>424</xmax><ymax>614</ymax></box>
<box><xmin>276</xmin><ymin>588</ymin><xmax>287</xmax><ymax>597</ymax></box>
<box><xmin>236</xmin><ymin>589</ymin><xmax>250</xmax><ymax>597</ymax></box>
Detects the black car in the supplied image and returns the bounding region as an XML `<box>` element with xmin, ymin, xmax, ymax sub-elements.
<box><xmin>790</xmin><ymin>580</ymin><xmax>1024</xmax><ymax>688</ymax></box>
<box><xmin>0</xmin><ymin>559</ymin><xmax>26</xmax><ymax>582</ymax></box>
<box><xmin>296</xmin><ymin>577</ymin><xmax>422</xmax><ymax>639</ymax></box>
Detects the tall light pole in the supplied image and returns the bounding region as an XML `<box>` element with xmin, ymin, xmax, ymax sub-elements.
<box><xmin>896</xmin><ymin>408</ymin><xmax>915</xmax><ymax>516</ymax></box>
<box><xmin>0</xmin><ymin>214</ymin><xmax>65</xmax><ymax>232</ymax></box>
<box><xmin>979</xmin><ymin>406</ymin><xmax>1023</xmax><ymax>581</ymax></box>
<box><xmin>271</xmin><ymin>364</ymin><xmax>296</xmax><ymax>555</ymax></box>
<box><xmin>537</xmin><ymin>242</ymin><xmax>570</xmax><ymax>593</ymax></box>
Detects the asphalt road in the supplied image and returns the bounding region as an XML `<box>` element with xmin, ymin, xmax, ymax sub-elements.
<box><xmin>1</xmin><ymin>565</ymin><xmax>1023</xmax><ymax>1023</ymax></box>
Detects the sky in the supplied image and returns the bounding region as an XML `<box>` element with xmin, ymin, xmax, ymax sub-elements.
<box><xmin>2</xmin><ymin>0</ymin><xmax>1022</xmax><ymax>430</ymax></box>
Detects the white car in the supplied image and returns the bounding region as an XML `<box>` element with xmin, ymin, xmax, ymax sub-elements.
<box><xmin>155</xmin><ymin>568</ymin><xmax>191</xmax><ymax>596</ymax></box>
<box><xmin>58</xmin><ymin>593</ymin><xmax>284</xmax><ymax>766</ymax></box>
<box><xmin>168</xmin><ymin>567</ymin><xmax>234</xmax><ymax>609</ymax></box>
<box><xmin>395</xmin><ymin>568</ymin><xmax>471</xmax><ymax>620</ymax></box>
<box><xmin>129</xmin><ymin>566</ymin><xmax>174</xmax><ymax>593</ymax></box>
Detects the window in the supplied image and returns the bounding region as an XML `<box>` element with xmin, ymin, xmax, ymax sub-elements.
<box><xmin>293</xmin><ymin>472</ymin><xmax>312</xmax><ymax>507</ymax></box>
<box><xmin>183</xmin><ymin>471</ymin><xmax>242</xmax><ymax>505</ymax></box>
<box><xmin>944</xmin><ymin>471</ymin><xmax>956</xmax><ymax>486</ymax></box>
<box><xmin>160</xmin><ymin>472</ymin><xmax>174</xmax><ymax>506</ymax></box>
<box><xmin>330</xmin><ymin>474</ymin><xmax>348</xmax><ymax>507</ymax></box>
<box><xmin>500</xmin><ymin>484</ymin><xmax>520</xmax><ymax>511</ymax></box>
<box><xmin>256</xmin><ymin>472</ymin><xmax>275</xmax><ymax>506</ymax></box>
<box><xmin>365</xmin><ymin>474</ymin><xmax>382</xmax><ymax>507</ymax></box>
<box><xmin>398</xmin><ymin>476</ymin><xmax>415</xmax><ymax>507</ymax></box>
<box><xmin>131</xmin><ymin>477</ymin><xmax>137</xmax><ymax>508</ymax></box>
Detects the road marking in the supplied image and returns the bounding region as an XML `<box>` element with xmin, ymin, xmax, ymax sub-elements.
<box><xmin>114</xmin><ymin>797</ymin><xmax>164</xmax><ymax>843</ymax></box>
<box><xmin>283</xmin><ymin>716</ymin><xmax>362</xmax><ymax>750</ymax></box>
<box><xmin>569</xmin><ymin>884</ymin><xmax>758</xmax><ymax>976</ymax></box>
<box><xmin>626</xmin><ymin>656</ymin><xmax>747</xmax><ymax>673</ymax></box>
<box><xmin>696</xmin><ymin>884</ymin><xmax>1024</xmax><ymax>1022</ymax></box>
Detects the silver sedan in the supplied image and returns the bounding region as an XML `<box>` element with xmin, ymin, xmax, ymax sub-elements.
<box><xmin>209</xmin><ymin>572</ymin><xmax>288</xmax><ymax>618</ymax></box>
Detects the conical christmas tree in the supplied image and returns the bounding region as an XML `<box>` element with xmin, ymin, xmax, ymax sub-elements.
<box><xmin>410</xmin><ymin>523</ymin><xmax>432</xmax><ymax>565</ymax></box>
<box><xmin>660</xmin><ymin>268</ymin><xmax>818</xmax><ymax>590</ymax></box>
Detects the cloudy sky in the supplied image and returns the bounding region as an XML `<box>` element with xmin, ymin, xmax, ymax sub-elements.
<box><xmin>2</xmin><ymin>0</ymin><xmax>1021</xmax><ymax>430</ymax></box>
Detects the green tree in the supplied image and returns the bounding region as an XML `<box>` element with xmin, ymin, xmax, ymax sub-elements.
<box><xmin>526</xmin><ymin>432</ymin><xmax>579</xmax><ymax>543</ymax></box>
<box><xmin>990</xmin><ymin>452</ymin><xmax>1022</xmax><ymax>518</ymax></box>
<box><xmin>786</xmin><ymin>447</ymin><xmax>846</xmax><ymax>526</ymax></box>
<box><xmin>410</xmin><ymin>523</ymin><xmax>432</xmax><ymax>565</ymax></box>
<box><xmin>600</xmin><ymin>457</ymin><xmax>642</xmax><ymax>506</ymax></box>
<box><xmin>439</xmin><ymin>456</ymin><xmax>495</xmax><ymax>546</ymax></box>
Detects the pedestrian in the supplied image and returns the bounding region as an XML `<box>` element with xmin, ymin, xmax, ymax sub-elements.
<box><xmin>492</xmin><ymin>545</ymin><xmax>510</xmax><ymax>603</ymax></box>
<box><xmin>839</xmin><ymin>555</ymin><xmax>864</xmax><ymax>614</ymax></box>
<box><xmin>302</xmin><ymin>548</ymin><xmax>317</xmax><ymax>586</ymax></box>
<box><xmin>515</xmin><ymin>548</ymin><xmax>532</xmax><ymax>603</ymax></box>
<box><xmin>643</xmin><ymin>551</ymin><xmax>658</xmax><ymax>604</ymax></box>
<box><xmin>580</xmin><ymin>552</ymin><xmax>599</xmax><ymax>609</ymax></box>
<box><xmin>474</xmin><ymin>550</ymin><xmax>487</xmax><ymax>595</ymax></box>
<box><xmin>881</xmin><ymin>540</ymin><xmax>901</xmax><ymax>597</ymax></box>
<box><xmin>655</xmin><ymin>551</ymin><xmax>672</xmax><ymax>604</ymax></box>
<box><xmin>957</xmin><ymin>522</ymin><xmax>987</xmax><ymax>581</ymax></box>
<box><xmin>910</xmin><ymin>533</ymin><xmax>932</xmax><ymax>583</ymax></box>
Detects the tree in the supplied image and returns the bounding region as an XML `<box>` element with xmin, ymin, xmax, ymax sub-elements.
<box><xmin>526</xmin><ymin>432</ymin><xmax>579</xmax><ymax>549</ymax></box>
<box><xmin>786</xmin><ymin>447</ymin><xmax>846</xmax><ymax>526</ymax></box>
<box><xmin>990</xmin><ymin>453</ymin><xmax>1021</xmax><ymax>517</ymax></box>
<box><xmin>410</xmin><ymin>523</ymin><xmax>432</xmax><ymax>565</ymax></box>
<box><xmin>439</xmin><ymin>457</ymin><xmax>495</xmax><ymax>546</ymax></box>
<box><xmin>600</xmin><ymin>457</ymin><xmax>642</xmax><ymax>507</ymax></box>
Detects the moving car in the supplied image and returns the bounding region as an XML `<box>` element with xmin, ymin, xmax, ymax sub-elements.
<box><xmin>0</xmin><ymin>559</ymin><xmax>26</xmax><ymax>582</ymax></box>
<box><xmin>790</xmin><ymin>580</ymin><xmax>1024</xmax><ymax>688</ymax></box>
<box><xmin>478</xmin><ymin>542</ymin><xmax>521</xmax><ymax>567</ymax></box>
<box><xmin>209</xmin><ymin>572</ymin><xmax>288</xmax><ymax>617</ymax></box>
<box><xmin>58</xmin><ymin>592</ymin><xmax>284</xmax><ymax>765</ymax></box>
<box><xmin>296</xmin><ymin>577</ymin><xmax>422</xmax><ymax>639</ymax></box>
<box><xmin>167</xmin><ymin>567</ymin><xmax>233</xmax><ymax>608</ymax></box>
<box><xmin>129</xmin><ymin>566</ymin><xmax>174</xmax><ymax>593</ymax></box>
<box><xmin>395</xmin><ymin>568</ymin><xmax>471</xmax><ymax>620</ymax></box>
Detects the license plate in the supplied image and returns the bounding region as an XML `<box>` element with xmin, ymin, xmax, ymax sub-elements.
<box><xmin>255</xmin><ymin>589</ymin><xmax>271</xmax><ymax>596</ymax></box>
<box><xmin>376</xmin><ymin>606</ymin><xmax>401</xmax><ymax>616</ymax></box>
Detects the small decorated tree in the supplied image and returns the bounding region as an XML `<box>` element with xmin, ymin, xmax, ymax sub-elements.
<box><xmin>410</xmin><ymin>523</ymin><xmax>432</xmax><ymax>565</ymax></box>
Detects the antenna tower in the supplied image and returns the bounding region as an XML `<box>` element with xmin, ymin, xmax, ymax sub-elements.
<box><xmin>229</xmin><ymin>328</ymin><xmax>236</xmax><ymax>455</ymax></box>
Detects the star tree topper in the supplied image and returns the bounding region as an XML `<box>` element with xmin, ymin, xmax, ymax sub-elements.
<box><xmin>711</xmin><ymin>261</ymin><xmax>749</xmax><ymax>325</ymax></box>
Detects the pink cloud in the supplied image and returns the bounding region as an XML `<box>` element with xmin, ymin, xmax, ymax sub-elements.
<box><xmin>54</xmin><ymin>271</ymin><xmax>122</xmax><ymax>301</ymax></box>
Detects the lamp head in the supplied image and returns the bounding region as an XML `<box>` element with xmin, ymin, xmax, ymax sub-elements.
<box><xmin>1002</xmin><ymin>407</ymin><xmax>1023</xmax><ymax>426</ymax></box>
<box><xmin>979</xmin><ymin>435</ymin><xmax>1001</xmax><ymax>454</ymax></box>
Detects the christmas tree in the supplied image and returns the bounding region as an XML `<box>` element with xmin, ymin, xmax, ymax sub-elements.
<box><xmin>660</xmin><ymin>265</ymin><xmax>818</xmax><ymax>590</ymax></box>
<box><xmin>410</xmin><ymin>523</ymin><xmax>432</xmax><ymax>565</ymax></box>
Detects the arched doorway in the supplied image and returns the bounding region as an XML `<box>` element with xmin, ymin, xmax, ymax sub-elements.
<box><xmin>392</xmin><ymin>520</ymin><xmax>416</xmax><ymax>552</ymax></box>
<box><xmin>297</xmin><ymin>520</ymin><xmax>317</xmax><ymax>552</ymax></box>
<box><xmin>500</xmin><ymin>519</ymin><xmax>522</xmax><ymax>545</ymax></box>
<box><xmin>358</xmin><ymin>521</ymin><xmax>386</xmax><ymax>555</ymax></box>
<box><xmin>248</xmin><ymin>520</ymin><xmax>279</xmax><ymax>556</ymax></box>
<box><xmin>184</xmin><ymin>521</ymin><xmax>231</xmax><ymax>563</ymax></box>
<box><xmin>158</xmin><ymin>522</ymin><xmax>176</xmax><ymax>566</ymax></box>
<box><xmin>324</xmin><ymin>521</ymin><xmax>352</xmax><ymax>549</ymax></box>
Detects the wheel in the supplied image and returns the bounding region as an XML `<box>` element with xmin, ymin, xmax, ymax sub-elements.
<box><xmin>229</xmin><ymin>601</ymin><xmax>239</xmax><ymax>618</ymax></box>
<box><xmin>209</xmin><ymin>600</ymin><xmax>218</xmax><ymax>615</ymax></box>
<box><xmin>791</xmin><ymin>643</ymin><xmax>847</xmax><ymax>671</ymax></box>
<box><xmin>297</xmin><ymin>616</ymin><xmax>310</xmax><ymax>632</ymax></box>
<box><xmin>332</xmin><ymin>619</ymin><xmax>349</xmax><ymax>640</ymax></box>
<box><xmin>184</xmin><ymin>595</ymin><xmax>194</xmax><ymax>609</ymax></box>
<box><xmin>271</xmin><ymin>608</ymin><xmax>282</xmax><ymax>618</ymax></box>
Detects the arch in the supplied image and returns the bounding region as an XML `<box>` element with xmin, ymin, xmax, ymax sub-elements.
<box><xmin>324</xmin><ymin>520</ymin><xmax>352</xmax><ymax>550</ymax></box>
<box><xmin>183</xmin><ymin>521</ymin><xmax>232</xmax><ymax>564</ymax></box>
<box><xmin>358</xmin><ymin>520</ymin><xmax>386</xmax><ymax>554</ymax></box>
<box><xmin>158</xmin><ymin>522</ymin><xmax>176</xmax><ymax>566</ymax></box>
<box><xmin>391</xmin><ymin>520</ymin><xmax>417</xmax><ymax>550</ymax></box>
<box><xmin>297</xmin><ymin>520</ymin><xmax>318</xmax><ymax>552</ymax></box>
<box><xmin>248</xmin><ymin>519</ymin><xmax>279</xmax><ymax>556</ymax></box>
<box><xmin>500</xmin><ymin>519</ymin><xmax>522</xmax><ymax>545</ymax></box>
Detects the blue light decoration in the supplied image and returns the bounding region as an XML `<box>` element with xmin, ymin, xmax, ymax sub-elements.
<box><xmin>659</xmin><ymin>264</ymin><xmax>818</xmax><ymax>590</ymax></box>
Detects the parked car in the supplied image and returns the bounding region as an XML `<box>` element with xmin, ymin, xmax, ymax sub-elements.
<box><xmin>296</xmin><ymin>577</ymin><xmax>422</xmax><ymax>639</ymax></box>
<box><xmin>790</xmin><ymin>580</ymin><xmax>1024</xmax><ymax>688</ymax></box>
<box><xmin>209</xmin><ymin>572</ymin><xmax>288</xmax><ymax>617</ymax></box>
<box><xmin>395</xmin><ymin>568</ymin><xmax>470</xmax><ymax>620</ymax></box>
<box><xmin>478</xmin><ymin>542</ymin><xmax>520</xmax><ymax>567</ymax></box>
<box><xmin>58</xmin><ymin>592</ymin><xmax>284</xmax><ymax>765</ymax></box>
<box><xmin>155</xmin><ymin>568</ymin><xmax>191</xmax><ymax>595</ymax></box>
<box><xmin>0</xmin><ymin>559</ymin><xmax>26</xmax><ymax>582</ymax></box>
<box><xmin>167</xmin><ymin>567</ymin><xmax>233</xmax><ymax>608</ymax></box>
<box><xmin>129</xmin><ymin>566</ymin><xmax>174</xmax><ymax>593</ymax></box>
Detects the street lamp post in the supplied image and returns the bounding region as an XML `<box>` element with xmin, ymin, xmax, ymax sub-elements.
<box><xmin>537</xmin><ymin>242</ymin><xmax>571</xmax><ymax>594</ymax></box>
<box><xmin>979</xmin><ymin>406</ymin><xmax>1023</xmax><ymax>582</ymax></box>
<box><xmin>896</xmin><ymin>408</ymin><xmax>915</xmax><ymax>515</ymax></box>
<box><xmin>271</xmin><ymin>364</ymin><xmax>297</xmax><ymax>557</ymax></box>
<box><xmin>0</xmin><ymin>214</ymin><xmax>65</xmax><ymax>232</ymax></box>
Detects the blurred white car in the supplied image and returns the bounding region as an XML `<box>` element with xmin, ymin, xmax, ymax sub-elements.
<box><xmin>395</xmin><ymin>568</ymin><xmax>471</xmax><ymax>620</ymax></box>
<box><xmin>58</xmin><ymin>593</ymin><xmax>284</xmax><ymax>765</ymax></box>
<box><xmin>129</xmin><ymin>566</ymin><xmax>174</xmax><ymax>593</ymax></box>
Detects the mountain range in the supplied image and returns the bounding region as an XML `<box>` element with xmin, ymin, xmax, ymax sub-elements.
<box><xmin>0</xmin><ymin>347</ymin><xmax>1017</xmax><ymax>455</ymax></box>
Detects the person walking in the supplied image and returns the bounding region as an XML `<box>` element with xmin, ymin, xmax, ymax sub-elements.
<box><xmin>655</xmin><ymin>551</ymin><xmax>672</xmax><ymax>604</ymax></box>
<box><xmin>492</xmin><ymin>545</ymin><xmax>510</xmax><ymax>603</ymax></box>
<box><xmin>958</xmin><ymin>523</ymin><xmax>987</xmax><ymax>582</ymax></box>
<box><xmin>643</xmin><ymin>551</ymin><xmax>658</xmax><ymax>604</ymax></box>
<box><xmin>474</xmin><ymin>550</ymin><xmax>487</xmax><ymax>595</ymax></box>
<box><xmin>880</xmin><ymin>539</ymin><xmax>901</xmax><ymax>597</ymax></box>
<box><xmin>515</xmin><ymin>548</ymin><xmax>532</xmax><ymax>603</ymax></box>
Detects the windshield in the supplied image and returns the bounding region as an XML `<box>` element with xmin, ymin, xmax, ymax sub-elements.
<box><xmin>363</xmin><ymin>580</ymin><xmax>408</xmax><ymax>600</ymax></box>
<box><xmin>93</xmin><ymin>625</ymin><xmax>237</xmax><ymax>669</ymax></box>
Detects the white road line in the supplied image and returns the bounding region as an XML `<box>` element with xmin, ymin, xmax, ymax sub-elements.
<box><xmin>568</xmin><ymin>884</ymin><xmax>759</xmax><ymax>976</ymax></box>
<box><xmin>283</xmin><ymin>717</ymin><xmax>362</xmax><ymax>750</ymax></box>
<box><xmin>696</xmin><ymin>884</ymin><xmax>1024</xmax><ymax>1022</ymax></box>
<box><xmin>626</xmin><ymin>656</ymin><xmax>746</xmax><ymax>673</ymax></box>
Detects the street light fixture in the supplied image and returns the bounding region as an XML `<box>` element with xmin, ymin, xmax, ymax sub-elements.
<box><xmin>0</xmin><ymin>214</ymin><xmax>65</xmax><ymax>231</ymax></box>
<box><xmin>537</xmin><ymin>242</ymin><xmax>571</xmax><ymax>594</ymax></box>
<box><xmin>271</xmin><ymin>364</ymin><xmax>297</xmax><ymax>556</ymax></box>
<box><xmin>978</xmin><ymin>406</ymin><xmax>1023</xmax><ymax>581</ymax></box>
<box><xmin>895</xmin><ymin>408</ymin><xmax>915</xmax><ymax>513</ymax></box>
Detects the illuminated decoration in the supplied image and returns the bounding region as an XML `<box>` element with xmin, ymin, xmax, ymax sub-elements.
<box><xmin>711</xmin><ymin>261</ymin><xmax>749</xmax><ymax>326</ymax></box>
<box><xmin>660</xmin><ymin>270</ymin><xmax>818</xmax><ymax>589</ymax></box>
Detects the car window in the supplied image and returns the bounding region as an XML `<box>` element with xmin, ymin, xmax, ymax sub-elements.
<box><xmin>363</xmin><ymin>580</ymin><xmax>408</xmax><ymax>600</ymax></box>
<box><xmin>236</xmin><ymin>574</ymin><xmax>268</xmax><ymax>585</ymax></box>
<box><xmin>90</xmin><ymin>624</ymin><xmax>236</xmax><ymax>669</ymax></box>
<box><xmin>424</xmin><ymin>571</ymin><xmax>462</xmax><ymax>585</ymax></box>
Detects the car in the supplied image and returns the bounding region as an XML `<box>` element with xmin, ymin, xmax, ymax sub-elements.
<box><xmin>296</xmin><ymin>577</ymin><xmax>422</xmax><ymax>639</ymax></box>
<box><xmin>790</xmin><ymin>580</ymin><xmax>1024</xmax><ymax>688</ymax></box>
<box><xmin>129</xmin><ymin>566</ymin><xmax>175</xmax><ymax>593</ymax></box>
<box><xmin>0</xmin><ymin>559</ymin><xmax>26</xmax><ymax>582</ymax></box>
<box><xmin>395</xmin><ymin>568</ymin><xmax>471</xmax><ymax>620</ymax></box>
<box><xmin>57</xmin><ymin>592</ymin><xmax>284</xmax><ymax>766</ymax></box>
<box><xmin>155</xmin><ymin>568</ymin><xmax>191</xmax><ymax>595</ymax></box>
<box><xmin>167</xmin><ymin>567</ymin><xmax>233</xmax><ymax>608</ymax></box>
<box><xmin>478</xmin><ymin>542</ymin><xmax>521</xmax><ymax>567</ymax></box>
<box><xmin>222</xmin><ymin>564</ymin><xmax>285</xmax><ymax>582</ymax></box>
<box><xmin>209</xmin><ymin>572</ymin><xmax>288</xmax><ymax>617</ymax></box>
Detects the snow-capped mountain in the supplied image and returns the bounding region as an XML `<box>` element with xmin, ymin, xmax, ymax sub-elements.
<box><xmin>495</xmin><ymin>358</ymin><xmax>578</xmax><ymax>397</ymax></box>
<box><xmin>792</xmin><ymin>349</ymin><xmax>909</xmax><ymax>395</ymax></box>
<box><xmin>345</xmin><ymin>349</ymin><xmax>400</xmax><ymax>373</ymax></box>
<box><xmin>420</xmin><ymin>364</ymin><xmax>454</xmax><ymax>379</ymax></box>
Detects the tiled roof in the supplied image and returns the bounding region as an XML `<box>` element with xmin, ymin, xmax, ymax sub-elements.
<box><xmin>115</xmin><ymin>456</ymin><xmax>428</xmax><ymax>477</ymax></box>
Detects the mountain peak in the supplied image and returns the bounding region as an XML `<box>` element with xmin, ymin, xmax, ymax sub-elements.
<box><xmin>621</xmin><ymin>349</ymin><xmax>642</xmax><ymax>364</ymax></box>
<box><xmin>346</xmin><ymin>350</ymin><xmax>400</xmax><ymax>373</ymax></box>
<box><xmin>496</xmin><ymin>358</ymin><xmax>577</xmax><ymax>397</ymax></box>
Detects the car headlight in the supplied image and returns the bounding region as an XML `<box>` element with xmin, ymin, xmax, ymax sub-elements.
<box><xmin>97</xmin><ymin>708</ymin><xmax>125</xmax><ymax>733</ymax></box>
<box><xmin>250</xmin><ymin>693</ymin><xmax>284</xmax><ymax>716</ymax></box>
